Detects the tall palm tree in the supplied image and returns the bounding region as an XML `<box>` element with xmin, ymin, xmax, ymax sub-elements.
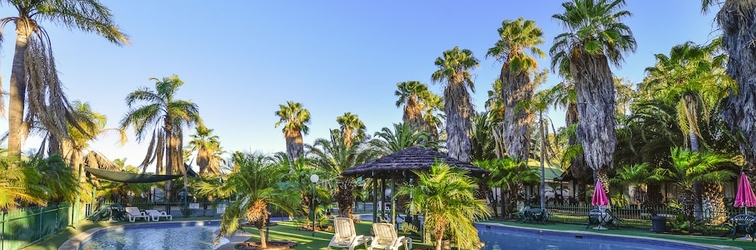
<box><xmin>702</xmin><ymin>0</ymin><xmax>756</xmax><ymax>172</ymax></box>
<box><xmin>1</xmin><ymin>0</ymin><xmax>129</xmax><ymax>160</ymax></box>
<box><xmin>120</xmin><ymin>75</ymin><xmax>201</xmax><ymax>202</ymax></box>
<box><xmin>187</xmin><ymin>125</ymin><xmax>224</xmax><ymax>176</ymax></box>
<box><xmin>274</xmin><ymin>101</ymin><xmax>311</xmax><ymax>162</ymax></box>
<box><xmin>216</xmin><ymin>151</ymin><xmax>300</xmax><ymax>248</ymax></box>
<box><xmin>431</xmin><ymin>46</ymin><xmax>480</xmax><ymax>161</ymax></box>
<box><xmin>550</xmin><ymin>0</ymin><xmax>637</xmax><ymax>190</ymax></box>
<box><xmin>370</xmin><ymin>122</ymin><xmax>434</xmax><ymax>154</ymax></box>
<box><xmin>396</xmin><ymin>163</ymin><xmax>490</xmax><ymax>250</ymax></box>
<box><xmin>307</xmin><ymin>130</ymin><xmax>377</xmax><ymax>218</ymax></box>
<box><xmin>642</xmin><ymin>40</ymin><xmax>730</xmax><ymax>152</ymax></box>
<box><xmin>336</xmin><ymin>112</ymin><xmax>366</xmax><ymax>148</ymax></box>
<box><xmin>486</xmin><ymin>17</ymin><xmax>545</xmax><ymax>163</ymax></box>
<box><xmin>395</xmin><ymin>81</ymin><xmax>444</xmax><ymax>136</ymax></box>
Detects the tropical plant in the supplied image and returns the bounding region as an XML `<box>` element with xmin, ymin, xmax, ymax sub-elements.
<box><xmin>274</xmin><ymin>101</ymin><xmax>311</xmax><ymax>162</ymax></box>
<box><xmin>702</xmin><ymin>0</ymin><xmax>756</xmax><ymax>174</ymax></box>
<box><xmin>307</xmin><ymin>130</ymin><xmax>376</xmax><ymax>218</ymax></box>
<box><xmin>431</xmin><ymin>46</ymin><xmax>480</xmax><ymax>161</ymax></box>
<box><xmin>336</xmin><ymin>112</ymin><xmax>367</xmax><ymax>148</ymax></box>
<box><xmin>476</xmin><ymin>158</ymin><xmax>539</xmax><ymax>217</ymax></box>
<box><xmin>609</xmin><ymin>163</ymin><xmax>657</xmax><ymax>206</ymax></box>
<box><xmin>550</xmin><ymin>0</ymin><xmax>637</xmax><ymax>191</ymax></box>
<box><xmin>469</xmin><ymin>111</ymin><xmax>499</xmax><ymax>162</ymax></box>
<box><xmin>216</xmin><ymin>151</ymin><xmax>300</xmax><ymax>248</ymax></box>
<box><xmin>486</xmin><ymin>17</ymin><xmax>545</xmax><ymax>162</ymax></box>
<box><xmin>187</xmin><ymin>125</ymin><xmax>224</xmax><ymax>176</ymax></box>
<box><xmin>370</xmin><ymin>122</ymin><xmax>434</xmax><ymax>154</ymax></box>
<box><xmin>25</xmin><ymin>155</ymin><xmax>78</xmax><ymax>204</ymax></box>
<box><xmin>2</xmin><ymin>0</ymin><xmax>129</xmax><ymax>160</ymax></box>
<box><xmin>654</xmin><ymin>147</ymin><xmax>733</xmax><ymax>229</ymax></box>
<box><xmin>396</xmin><ymin>163</ymin><xmax>490</xmax><ymax>250</ymax></box>
<box><xmin>0</xmin><ymin>154</ymin><xmax>46</xmax><ymax>210</ymax></box>
<box><xmin>395</xmin><ymin>81</ymin><xmax>444</xmax><ymax>137</ymax></box>
<box><xmin>120</xmin><ymin>75</ymin><xmax>201</xmax><ymax>201</ymax></box>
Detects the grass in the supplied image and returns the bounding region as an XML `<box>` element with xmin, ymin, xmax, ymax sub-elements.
<box><xmin>24</xmin><ymin>216</ymin><xmax>755</xmax><ymax>250</ymax></box>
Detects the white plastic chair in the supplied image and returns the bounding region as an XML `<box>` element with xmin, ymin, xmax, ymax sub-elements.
<box><xmin>145</xmin><ymin>209</ymin><xmax>172</xmax><ymax>221</ymax></box>
<box><xmin>369</xmin><ymin>222</ymin><xmax>411</xmax><ymax>250</ymax></box>
<box><xmin>124</xmin><ymin>207</ymin><xmax>149</xmax><ymax>222</ymax></box>
<box><xmin>328</xmin><ymin>217</ymin><xmax>369</xmax><ymax>250</ymax></box>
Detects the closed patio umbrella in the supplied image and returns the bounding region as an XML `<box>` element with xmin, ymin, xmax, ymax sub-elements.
<box><xmin>591</xmin><ymin>180</ymin><xmax>610</xmax><ymax>230</ymax></box>
<box><xmin>734</xmin><ymin>172</ymin><xmax>756</xmax><ymax>214</ymax></box>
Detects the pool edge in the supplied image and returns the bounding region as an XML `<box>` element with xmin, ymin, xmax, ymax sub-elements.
<box><xmin>476</xmin><ymin>222</ymin><xmax>743</xmax><ymax>250</ymax></box>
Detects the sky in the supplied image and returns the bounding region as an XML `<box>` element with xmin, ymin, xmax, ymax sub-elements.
<box><xmin>0</xmin><ymin>1</ymin><xmax>721</xmax><ymax>171</ymax></box>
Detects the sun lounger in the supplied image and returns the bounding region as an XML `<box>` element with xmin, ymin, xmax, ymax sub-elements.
<box><xmin>145</xmin><ymin>209</ymin><xmax>172</xmax><ymax>221</ymax></box>
<box><xmin>124</xmin><ymin>207</ymin><xmax>149</xmax><ymax>222</ymax></box>
<box><xmin>328</xmin><ymin>217</ymin><xmax>370</xmax><ymax>250</ymax></box>
<box><xmin>369</xmin><ymin>222</ymin><xmax>411</xmax><ymax>250</ymax></box>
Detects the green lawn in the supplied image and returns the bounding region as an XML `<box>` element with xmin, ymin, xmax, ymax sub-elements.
<box><xmin>24</xmin><ymin>217</ymin><xmax>755</xmax><ymax>250</ymax></box>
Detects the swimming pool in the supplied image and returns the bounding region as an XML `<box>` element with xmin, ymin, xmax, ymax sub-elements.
<box><xmin>477</xmin><ymin>223</ymin><xmax>723</xmax><ymax>250</ymax></box>
<box><xmin>73</xmin><ymin>221</ymin><xmax>227</xmax><ymax>250</ymax></box>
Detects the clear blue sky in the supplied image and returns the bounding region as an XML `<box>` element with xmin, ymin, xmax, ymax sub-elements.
<box><xmin>0</xmin><ymin>1</ymin><xmax>720</xmax><ymax>171</ymax></box>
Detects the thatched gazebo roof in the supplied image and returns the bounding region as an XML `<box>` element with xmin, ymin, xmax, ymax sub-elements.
<box><xmin>342</xmin><ymin>146</ymin><xmax>490</xmax><ymax>179</ymax></box>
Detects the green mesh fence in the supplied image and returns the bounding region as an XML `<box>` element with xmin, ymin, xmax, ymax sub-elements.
<box><xmin>0</xmin><ymin>203</ymin><xmax>87</xmax><ymax>250</ymax></box>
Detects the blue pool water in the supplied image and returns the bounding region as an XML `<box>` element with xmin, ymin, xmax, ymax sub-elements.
<box><xmin>477</xmin><ymin>224</ymin><xmax>712</xmax><ymax>250</ymax></box>
<box><xmin>78</xmin><ymin>221</ymin><xmax>226</xmax><ymax>250</ymax></box>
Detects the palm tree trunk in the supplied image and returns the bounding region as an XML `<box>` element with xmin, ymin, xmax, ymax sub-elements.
<box><xmin>336</xmin><ymin>178</ymin><xmax>355</xmax><ymax>218</ymax></box>
<box><xmin>502</xmin><ymin>68</ymin><xmax>533</xmax><ymax>162</ymax></box>
<box><xmin>701</xmin><ymin>181</ymin><xmax>727</xmax><ymax>225</ymax></box>
<box><xmin>571</xmin><ymin>52</ymin><xmax>617</xmax><ymax>176</ymax></box>
<box><xmin>717</xmin><ymin>0</ymin><xmax>756</xmax><ymax>172</ymax></box>
<box><xmin>539</xmin><ymin>111</ymin><xmax>546</xmax><ymax>211</ymax></box>
<box><xmin>444</xmin><ymin>82</ymin><xmax>473</xmax><ymax>161</ymax></box>
<box><xmin>8</xmin><ymin>20</ymin><xmax>33</xmax><ymax>161</ymax></box>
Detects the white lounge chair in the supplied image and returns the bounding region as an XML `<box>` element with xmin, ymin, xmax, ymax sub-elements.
<box><xmin>328</xmin><ymin>217</ymin><xmax>369</xmax><ymax>250</ymax></box>
<box><xmin>145</xmin><ymin>209</ymin><xmax>172</xmax><ymax>221</ymax></box>
<box><xmin>124</xmin><ymin>207</ymin><xmax>149</xmax><ymax>222</ymax></box>
<box><xmin>369</xmin><ymin>223</ymin><xmax>411</xmax><ymax>250</ymax></box>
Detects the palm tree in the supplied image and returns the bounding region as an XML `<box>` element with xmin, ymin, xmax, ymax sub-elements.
<box><xmin>59</xmin><ymin>101</ymin><xmax>126</xmax><ymax>170</ymax></box>
<box><xmin>216</xmin><ymin>151</ymin><xmax>300</xmax><ymax>248</ymax></box>
<box><xmin>395</xmin><ymin>81</ymin><xmax>443</xmax><ymax>136</ymax></box>
<box><xmin>370</xmin><ymin>122</ymin><xmax>434</xmax><ymax>154</ymax></box>
<box><xmin>609</xmin><ymin>163</ymin><xmax>656</xmax><ymax>207</ymax></box>
<box><xmin>26</xmin><ymin>155</ymin><xmax>78</xmax><ymax>204</ymax></box>
<box><xmin>0</xmin><ymin>154</ymin><xmax>46</xmax><ymax>210</ymax></box>
<box><xmin>120</xmin><ymin>75</ymin><xmax>201</xmax><ymax>202</ymax></box>
<box><xmin>431</xmin><ymin>46</ymin><xmax>480</xmax><ymax>161</ymax></box>
<box><xmin>396</xmin><ymin>163</ymin><xmax>490</xmax><ymax>250</ymax></box>
<box><xmin>336</xmin><ymin>112</ymin><xmax>366</xmax><ymax>148</ymax></box>
<box><xmin>274</xmin><ymin>101</ymin><xmax>311</xmax><ymax>162</ymax></box>
<box><xmin>307</xmin><ymin>130</ymin><xmax>376</xmax><ymax>218</ymax></box>
<box><xmin>702</xmin><ymin>0</ymin><xmax>756</xmax><ymax>173</ymax></box>
<box><xmin>2</xmin><ymin>0</ymin><xmax>129</xmax><ymax>160</ymax></box>
<box><xmin>486</xmin><ymin>17</ymin><xmax>545</xmax><ymax>162</ymax></box>
<box><xmin>187</xmin><ymin>125</ymin><xmax>224</xmax><ymax>176</ymax></box>
<box><xmin>655</xmin><ymin>147</ymin><xmax>733</xmax><ymax>229</ymax></box>
<box><xmin>550</xmin><ymin>0</ymin><xmax>637</xmax><ymax>190</ymax></box>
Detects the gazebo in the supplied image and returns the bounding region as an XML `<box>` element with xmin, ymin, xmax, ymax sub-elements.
<box><xmin>342</xmin><ymin>146</ymin><xmax>489</xmax><ymax>223</ymax></box>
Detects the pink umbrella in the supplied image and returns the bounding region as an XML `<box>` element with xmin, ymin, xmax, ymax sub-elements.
<box><xmin>592</xmin><ymin>180</ymin><xmax>610</xmax><ymax>207</ymax></box>
<box><xmin>734</xmin><ymin>172</ymin><xmax>756</xmax><ymax>214</ymax></box>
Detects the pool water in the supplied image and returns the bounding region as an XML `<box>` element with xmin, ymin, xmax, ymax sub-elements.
<box><xmin>477</xmin><ymin>224</ymin><xmax>710</xmax><ymax>250</ymax></box>
<box><xmin>79</xmin><ymin>222</ymin><xmax>226</xmax><ymax>250</ymax></box>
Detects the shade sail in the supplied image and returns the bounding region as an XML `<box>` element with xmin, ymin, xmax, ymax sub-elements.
<box><xmin>342</xmin><ymin>146</ymin><xmax>489</xmax><ymax>178</ymax></box>
<box><xmin>86</xmin><ymin>167</ymin><xmax>184</xmax><ymax>183</ymax></box>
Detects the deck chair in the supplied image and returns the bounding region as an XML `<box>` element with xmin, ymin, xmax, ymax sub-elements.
<box><xmin>145</xmin><ymin>209</ymin><xmax>173</xmax><ymax>221</ymax></box>
<box><xmin>124</xmin><ymin>207</ymin><xmax>149</xmax><ymax>222</ymax></box>
<box><xmin>369</xmin><ymin>223</ymin><xmax>412</xmax><ymax>250</ymax></box>
<box><xmin>587</xmin><ymin>208</ymin><xmax>622</xmax><ymax>229</ymax></box>
<box><xmin>510</xmin><ymin>205</ymin><xmax>530</xmax><ymax>222</ymax></box>
<box><xmin>328</xmin><ymin>217</ymin><xmax>369</xmax><ymax>250</ymax></box>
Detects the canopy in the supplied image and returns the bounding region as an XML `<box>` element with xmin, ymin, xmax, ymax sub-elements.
<box><xmin>86</xmin><ymin>167</ymin><xmax>184</xmax><ymax>183</ymax></box>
